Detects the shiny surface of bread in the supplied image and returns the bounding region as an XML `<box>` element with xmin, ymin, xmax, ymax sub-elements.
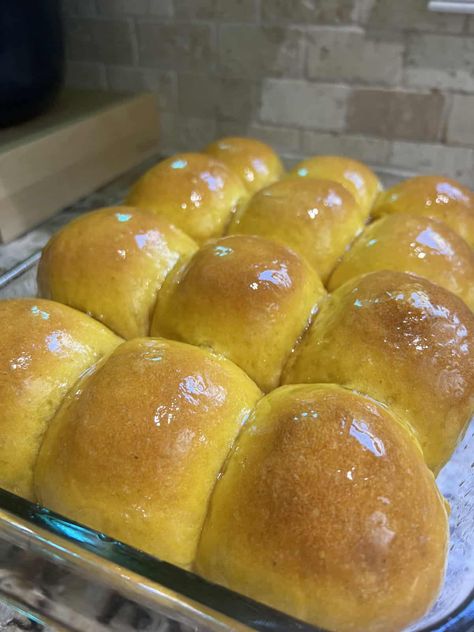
<box><xmin>37</xmin><ymin>207</ymin><xmax>198</xmax><ymax>339</ymax></box>
<box><xmin>204</xmin><ymin>136</ymin><xmax>283</xmax><ymax>194</ymax></box>
<box><xmin>372</xmin><ymin>175</ymin><xmax>474</xmax><ymax>247</ymax></box>
<box><xmin>283</xmin><ymin>271</ymin><xmax>474</xmax><ymax>472</ymax></box>
<box><xmin>35</xmin><ymin>337</ymin><xmax>261</xmax><ymax>569</ymax></box>
<box><xmin>127</xmin><ymin>153</ymin><xmax>249</xmax><ymax>243</ymax></box>
<box><xmin>228</xmin><ymin>177</ymin><xmax>363</xmax><ymax>282</ymax></box>
<box><xmin>288</xmin><ymin>155</ymin><xmax>382</xmax><ymax>217</ymax></box>
<box><xmin>151</xmin><ymin>234</ymin><xmax>325</xmax><ymax>391</ymax></box>
<box><xmin>329</xmin><ymin>214</ymin><xmax>474</xmax><ymax>310</ymax></box>
<box><xmin>0</xmin><ymin>298</ymin><xmax>121</xmax><ymax>500</ymax></box>
<box><xmin>196</xmin><ymin>384</ymin><xmax>448</xmax><ymax>632</ymax></box>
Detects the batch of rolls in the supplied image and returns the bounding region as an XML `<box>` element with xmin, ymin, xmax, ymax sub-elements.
<box><xmin>1</xmin><ymin>136</ymin><xmax>473</xmax><ymax>632</ymax></box>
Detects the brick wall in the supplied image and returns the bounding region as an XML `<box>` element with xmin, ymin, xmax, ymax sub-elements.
<box><xmin>62</xmin><ymin>0</ymin><xmax>474</xmax><ymax>184</ymax></box>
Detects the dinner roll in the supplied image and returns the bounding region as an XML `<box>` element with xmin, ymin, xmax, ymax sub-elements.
<box><xmin>372</xmin><ymin>175</ymin><xmax>474</xmax><ymax>247</ymax></box>
<box><xmin>283</xmin><ymin>271</ymin><xmax>474</xmax><ymax>472</ymax></box>
<box><xmin>151</xmin><ymin>234</ymin><xmax>325</xmax><ymax>391</ymax></box>
<box><xmin>228</xmin><ymin>177</ymin><xmax>363</xmax><ymax>282</ymax></box>
<box><xmin>38</xmin><ymin>207</ymin><xmax>197</xmax><ymax>339</ymax></box>
<box><xmin>288</xmin><ymin>155</ymin><xmax>382</xmax><ymax>218</ymax></box>
<box><xmin>127</xmin><ymin>153</ymin><xmax>249</xmax><ymax>243</ymax></box>
<box><xmin>328</xmin><ymin>214</ymin><xmax>474</xmax><ymax>310</ymax></box>
<box><xmin>204</xmin><ymin>136</ymin><xmax>283</xmax><ymax>194</ymax></box>
<box><xmin>196</xmin><ymin>384</ymin><xmax>448</xmax><ymax>632</ymax></box>
<box><xmin>35</xmin><ymin>338</ymin><xmax>261</xmax><ymax>568</ymax></box>
<box><xmin>0</xmin><ymin>298</ymin><xmax>121</xmax><ymax>500</ymax></box>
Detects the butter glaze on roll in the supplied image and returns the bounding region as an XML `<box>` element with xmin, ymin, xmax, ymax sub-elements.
<box><xmin>127</xmin><ymin>153</ymin><xmax>249</xmax><ymax>243</ymax></box>
<box><xmin>204</xmin><ymin>136</ymin><xmax>283</xmax><ymax>194</ymax></box>
<box><xmin>288</xmin><ymin>155</ymin><xmax>382</xmax><ymax>218</ymax></box>
<box><xmin>372</xmin><ymin>175</ymin><xmax>474</xmax><ymax>247</ymax></box>
<box><xmin>151</xmin><ymin>234</ymin><xmax>325</xmax><ymax>391</ymax></box>
<box><xmin>196</xmin><ymin>384</ymin><xmax>448</xmax><ymax>632</ymax></box>
<box><xmin>35</xmin><ymin>337</ymin><xmax>261</xmax><ymax>568</ymax></box>
<box><xmin>228</xmin><ymin>177</ymin><xmax>363</xmax><ymax>282</ymax></box>
<box><xmin>283</xmin><ymin>271</ymin><xmax>474</xmax><ymax>472</ymax></box>
<box><xmin>329</xmin><ymin>214</ymin><xmax>474</xmax><ymax>310</ymax></box>
<box><xmin>37</xmin><ymin>207</ymin><xmax>198</xmax><ymax>339</ymax></box>
<box><xmin>0</xmin><ymin>298</ymin><xmax>121</xmax><ymax>500</ymax></box>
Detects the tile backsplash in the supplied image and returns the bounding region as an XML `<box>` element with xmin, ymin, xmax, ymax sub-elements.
<box><xmin>62</xmin><ymin>0</ymin><xmax>474</xmax><ymax>183</ymax></box>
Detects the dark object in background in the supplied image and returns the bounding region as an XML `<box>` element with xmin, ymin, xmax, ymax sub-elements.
<box><xmin>0</xmin><ymin>0</ymin><xmax>63</xmax><ymax>128</ymax></box>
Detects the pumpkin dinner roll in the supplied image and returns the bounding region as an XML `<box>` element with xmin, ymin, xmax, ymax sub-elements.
<box><xmin>151</xmin><ymin>234</ymin><xmax>325</xmax><ymax>392</ymax></box>
<box><xmin>372</xmin><ymin>175</ymin><xmax>474</xmax><ymax>247</ymax></box>
<box><xmin>127</xmin><ymin>153</ymin><xmax>249</xmax><ymax>243</ymax></box>
<box><xmin>228</xmin><ymin>177</ymin><xmax>363</xmax><ymax>283</ymax></box>
<box><xmin>0</xmin><ymin>298</ymin><xmax>121</xmax><ymax>500</ymax></box>
<box><xmin>288</xmin><ymin>155</ymin><xmax>382</xmax><ymax>219</ymax></box>
<box><xmin>204</xmin><ymin>136</ymin><xmax>283</xmax><ymax>194</ymax></box>
<box><xmin>283</xmin><ymin>271</ymin><xmax>474</xmax><ymax>472</ymax></box>
<box><xmin>196</xmin><ymin>384</ymin><xmax>448</xmax><ymax>632</ymax></box>
<box><xmin>328</xmin><ymin>214</ymin><xmax>474</xmax><ymax>310</ymax></box>
<box><xmin>35</xmin><ymin>337</ymin><xmax>261</xmax><ymax>568</ymax></box>
<box><xmin>37</xmin><ymin>207</ymin><xmax>197</xmax><ymax>339</ymax></box>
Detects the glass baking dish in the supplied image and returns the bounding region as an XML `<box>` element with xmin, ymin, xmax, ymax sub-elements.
<box><xmin>0</xmin><ymin>167</ymin><xmax>472</xmax><ymax>632</ymax></box>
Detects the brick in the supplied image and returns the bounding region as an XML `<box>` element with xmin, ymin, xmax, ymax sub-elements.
<box><xmin>137</xmin><ymin>22</ymin><xmax>214</xmax><ymax>72</ymax></box>
<box><xmin>96</xmin><ymin>0</ymin><xmax>173</xmax><ymax>17</ymax></box>
<box><xmin>364</xmin><ymin>0</ymin><xmax>465</xmax><ymax>33</ymax></box>
<box><xmin>64</xmin><ymin>17</ymin><xmax>134</xmax><ymax>65</ymax></box>
<box><xmin>446</xmin><ymin>94</ymin><xmax>474</xmax><ymax>146</ymax></box>
<box><xmin>260</xmin><ymin>79</ymin><xmax>349</xmax><ymax>130</ymax></box>
<box><xmin>175</xmin><ymin>0</ymin><xmax>257</xmax><ymax>21</ymax></box>
<box><xmin>388</xmin><ymin>141</ymin><xmax>474</xmax><ymax>185</ymax></box>
<box><xmin>306</xmin><ymin>27</ymin><xmax>403</xmax><ymax>86</ymax></box>
<box><xmin>178</xmin><ymin>74</ymin><xmax>257</xmax><ymax>122</ymax></box>
<box><xmin>301</xmin><ymin>131</ymin><xmax>391</xmax><ymax>165</ymax></box>
<box><xmin>65</xmin><ymin>61</ymin><xmax>107</xmax><ymax>90</ymax></box>
<box><xmin>261</xmin><ymin>0</ymin><xmax>354</xmax><ymax>25</ymax></box>
<box><xmin>61</xmin><ymin>0</ymin><xmax>97</xmax><ymax>17</ymax></box>
<box><xmin>158</xmin><ymin>113</ymin><xmax>217</xmax><ymax>154</ymax></box>
<box><xmin>218</xmin><ymin>25</ymin><xmax>304</xmax><ymax>79</ymax></box>
<box><xmin>347</xmin><ymin>88</ymin><xmax>445</xmax><ymax>141</ymax></box>
<box><xmin>106</xmin><ymin>67</ymin><xmax>177</xmax><ymax>111</ymax></box>
<box><xmin>405</xmin><ymin>34</ymin><xmax>474</xmax><ymax>92</ymax></box>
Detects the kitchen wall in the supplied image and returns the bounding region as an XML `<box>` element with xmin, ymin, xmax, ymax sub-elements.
<box><xmin>62</xmin><ymin>0</ymin><xmax>474</xmax><ymax>183</ymax></box>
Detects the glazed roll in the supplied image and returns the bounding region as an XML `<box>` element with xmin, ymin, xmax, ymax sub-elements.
<box><xmin>372</xmin><ymin>175</ymin><xmax>474</xmax><ymax>247</ymax></box>
<box><xmin>288</xmin><ymin>155</ymin><xmax>382</xmax><ymax>218</ymax></box>
<box><xmin>204</xmin><ymin>136</ymin><xmax>283</xmax><ymax>194</ymax></box>
<box><xmin>0</xmin><ymin>298</ymin><xmax>121</xmax><ymax>500</ymax></box>
<box><xmin>328</xmin><ymin>214</ymin><xmax>474</xmax><ymax>310</ymax></box>
<box><xmin>151</xmin><ymin>234</ymin><xmax>325</xmax><ymax>391</ymax></box>
<box><xmin>35</xmin><ymin>337</ymin><xmax>261</xmax><ymax>568</ymax></box>
<box><xmin>37</xmin><ymin>207</ymin><xmax>198</xmax><ymax>339</ymax></box>
<box><xmin>283</xmin><ymin>270</ymin><xmax>474</xmax><ymax>472</ymax></box>
<box><xmin>196</xmin><ymin>384</ymin><xmax>448</xmax><ymax>632</ymax></box>
<box><xmin>228</xmin><ymin>177</ymin><xmax>363</xmax><ymax>283</ymax></box>
<box><xmin>127</xmin><ymin>153</ymin><xmax>249</xmax><ymax>243</ymax></box>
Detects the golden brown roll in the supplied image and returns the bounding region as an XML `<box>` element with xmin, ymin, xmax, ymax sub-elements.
<box><xmin>329</xmin><ymin>214</ymin><xmax>474</xmax><ymax>310</ymax></box>
<box><xmin>35</xmin><ymin>337</ymin><xmax>261</xmax><ymax>568</ymax></box>
<box><xmin>0</xmin><ymin>298</ymin><xmax>121</xmax><ymax>500</ymax></box>
<box><xmin>204</xmin><ymin>136</ymin><xmax>283</xmax><ymax>194</ymax></box>
<box><xmin>151</xmin><ymin>234</ymin><xmax>325</xmax><ymax>391</ymax></box>
<box><xmin>228</xmin><ymin>177</ymin><xmax>363</xmax><ymax>283</ymax></box>
<box><xmin>37</xmin><ymin>207</ymin><xmax>197</xmax><ymax>339</ymax></box>
<box><xmin>283</xmin><ymin>271</ymin><xmax>474</xmax><ymax>472</ymax></box>
<box><xmin>196</xmin><ymin>384</ymin><xmax>448</xmax><ymax>632</ymax></box>
<box><xmin>127</xmin><ymin>153</ymin><xmax>249</xmax><ymax>243</ymax></box>
<box><xmin>288</xmin><ymin>155</ymin><xmax>382</xmax><ymax>218</ymax></box>
<box><xmin>372</xmin><ymin>175</ymin><xmax>474</xmax><ymax>247</ymax></box>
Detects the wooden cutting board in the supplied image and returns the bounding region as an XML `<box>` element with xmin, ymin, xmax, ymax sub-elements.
<box><xmin>0</xmin><ymin>90</ymin><xmax>160</xmax><ymax>243</ymax></box>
